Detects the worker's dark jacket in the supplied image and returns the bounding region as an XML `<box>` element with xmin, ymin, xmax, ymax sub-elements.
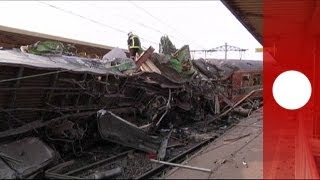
<box><xmin>127</xmin><ymin>35</ymin><xmax>141</xmax><ymax>49</ymax></box>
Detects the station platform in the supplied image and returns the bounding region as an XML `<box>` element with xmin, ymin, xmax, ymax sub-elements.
<box><xmin>165</xmin><ymin>109</ymin><xmax>263</xmax><ymax>179</ymax></box>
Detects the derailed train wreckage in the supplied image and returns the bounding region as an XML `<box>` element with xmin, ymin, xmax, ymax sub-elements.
<box><xmin>0</xmin><ymin>43</ymin><xmax>262</xmax><ymax>178</ymax></box>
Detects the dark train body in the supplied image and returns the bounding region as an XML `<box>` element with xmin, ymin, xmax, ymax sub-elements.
<box><xmin>0</xmin><ymin>26</ymin><xmax>262</xmax><ymax>179</ymax></box>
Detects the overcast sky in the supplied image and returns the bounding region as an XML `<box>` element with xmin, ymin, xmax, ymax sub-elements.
<box><xmin>0</xmin><ymin>1</ymin><xmax>262</xmax><ymax>60</ymax></box>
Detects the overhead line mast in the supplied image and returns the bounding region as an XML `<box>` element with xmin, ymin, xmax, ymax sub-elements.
<box><xmin>191</xmin><ymin>42</ymin><xmax>248</xmax><ymax>60</ymax></box>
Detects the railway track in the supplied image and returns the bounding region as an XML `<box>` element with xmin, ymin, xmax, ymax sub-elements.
<box><xmin>39</xmin><ymin>110</ymin><xmax>247</xmax><ymax>179</ymax></box>
<box><xmin>42</xmin><ymin>136</ymin><xmax>216</xmax><ymax>179</ymax></box>
<box><xmin>136</xmin><ymin>138</ymin><xmax>214</xmax><ymax>179</ymax></box>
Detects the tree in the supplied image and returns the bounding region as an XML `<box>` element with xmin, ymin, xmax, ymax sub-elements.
<box><xmin>159</xmin><ymin>35</ymin><xmax>177</xmax><ymax>55</ymax></box>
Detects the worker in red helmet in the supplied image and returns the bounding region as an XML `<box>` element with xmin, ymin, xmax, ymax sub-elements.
<box><xmin>127</xmin><ymin>32</ymin><xmax>142</xmax><ymax>60</ymax></box>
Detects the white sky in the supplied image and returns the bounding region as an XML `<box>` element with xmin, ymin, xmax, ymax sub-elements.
<box><xmin>0</xmin><ymin>1</ymin><xmax>262</xmax><ymax>60</ymax></box>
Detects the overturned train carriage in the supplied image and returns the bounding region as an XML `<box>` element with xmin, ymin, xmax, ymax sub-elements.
<box><xmin>0</xmin><ymin>46</ymin><xmax>262</xmax><ymax>178</ymax></box>
<box><xmin>192</xmin><ymin>58</ymin><xmax>262</xmax><ymax>107</ymax></box>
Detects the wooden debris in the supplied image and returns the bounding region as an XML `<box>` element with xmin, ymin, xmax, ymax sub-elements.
<box><xmin>135</xmin><ymin>46</ymin><xmax>161</xmax><ymax>74</ymax></box>
<box><xmin>135</xmin><ymin>46</ymin><xmax>154</xmax><ymax>67</ymax></box>
<box><xmin>208</xmin><ymin>88</ymin><xmax>263</xmax><ymax>124</ymax></box>
<box><xmin>220</xmin><ymin>88</ymin><xmax>262</xmax><ymax>117</ymax></box>
<box><xmin>145</xmin><ymin>59</ymin><xmax>161</xmax><ymax>74</ymax></box>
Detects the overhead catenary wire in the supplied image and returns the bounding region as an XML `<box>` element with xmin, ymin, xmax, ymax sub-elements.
<box><xmin>128</xmin><ymin>0</ymin><xmax>207</xmax><ymax>49</ymax></box>
<box><xmin>39</xmin><ymin>1</ymin><xmax>207</xmax><ymax>53</ymax></box>
<box><xmin>88</xmin><ymin>2</ymin><xmax>186</xmax><ymax>47</ymax></box>
<box><xmin>38</xmin><ymin>1</ymin><xmax>159</xmax><ymax>47</ymax></box>
<box><xmin>92</xmin><ymin>4</ymin><xmax>183</xmax><ymax>41</ymax></box>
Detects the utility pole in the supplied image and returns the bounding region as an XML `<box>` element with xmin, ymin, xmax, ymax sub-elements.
<box><xmin>224</xmin><ymin>42</ymin><xmax>228</xmax><ymax>60</ymax></box>
<box><xmin>214</xmin><ymin>42</ymin><xmax>248</xmax><ymax>60</ymax></box>
<box><xmin>190</xmin><ymin>43</ymin><xmax>247</xmax><ymax>60</ymax></box>
<box><xmin>190</xmin><ymin>49</ymin><xmax>217</xmax><ymax>59</ymax></box>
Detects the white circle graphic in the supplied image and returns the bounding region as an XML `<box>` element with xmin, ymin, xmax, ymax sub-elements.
<box><xmin>272</xmin><ymin>70</ymin><xmax>312</xmax><ymax>110</ymax></box>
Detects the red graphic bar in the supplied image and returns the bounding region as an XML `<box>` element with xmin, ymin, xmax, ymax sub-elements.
<box><xmin>263</xmin><ymin>0</ymin><xmax>320</xmax><ymax>178</ymax></box>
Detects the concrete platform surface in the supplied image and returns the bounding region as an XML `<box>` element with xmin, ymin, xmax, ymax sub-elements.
<box><xmin>165</xmin><ymin>109</ymin><xmax>263</xmax><ymax>179</ymax></box>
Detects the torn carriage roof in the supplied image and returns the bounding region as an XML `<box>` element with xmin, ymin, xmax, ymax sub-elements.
<box><xmin>0</xmin><ymin>49</ymin><xmax>124</xmax><ymax>76</ymax></box>
<box><xmin>206</xmin><ymin>58</ymin><xmax>262</xmax><ymax>71</ymax></box>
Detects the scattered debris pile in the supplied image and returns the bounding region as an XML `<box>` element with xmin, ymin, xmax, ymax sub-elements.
<box><xmin>0</xmin><ymin>41</ymin><xmax>262</xmax><ymax>178</ymax></box>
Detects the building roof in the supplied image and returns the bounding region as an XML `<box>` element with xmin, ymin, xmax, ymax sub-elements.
<box><xmin>220</xmin><ymin>0</ymin><xmax>320</xmax><ymax>46</ymax></box>
<box><xmin>220</xmin><ymin>0</ymin><xmax>262</xmax><ymax>44</ymax></box>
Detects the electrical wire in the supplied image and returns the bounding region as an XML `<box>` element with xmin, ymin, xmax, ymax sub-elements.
<box><xmin>40</xmin><ymin>1</ymin><xmax>208</xmax><ymax>53</ymax></box>
<box><xmin>128</xmin><ymin>0</ymin><xmax>207</xmax><ymax>49</ymax></box>
<box><xmin>88</xmin><ymin>2</ymin><xmax>185</xmax><ymax>46</ymax></box>
<box><xmin>38</xmin><ymin>1</ymin><xmax>159</xmax><ymax>47</ymax></box>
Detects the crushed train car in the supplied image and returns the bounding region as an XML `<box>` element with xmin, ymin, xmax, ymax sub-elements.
<box><xmin>0</xmin><ymin>42</ymin><xmax>262</xmax><ymax>178</ymax></box>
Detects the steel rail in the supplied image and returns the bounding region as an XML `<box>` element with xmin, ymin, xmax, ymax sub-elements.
<box><xmin>135</xmin><ymin>138</ymin><xmax>214</xmax><ymax>179</ymax></box>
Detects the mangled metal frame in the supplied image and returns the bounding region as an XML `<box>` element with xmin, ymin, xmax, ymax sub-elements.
<box><xmin>0</xmin><ymin>45</ymin><xmax>262</xmax><ymax>178</ymax></box>
<box><xmin>96</xmin><ymin>110</ymin><xmax>163</xmax><ymax>154</ymax></box>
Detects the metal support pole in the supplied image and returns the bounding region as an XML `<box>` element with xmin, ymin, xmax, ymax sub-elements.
<box><xmin>225</xmin><ymin>42</ymin><xmax>228</xmax><ymax>60</ymax></box>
